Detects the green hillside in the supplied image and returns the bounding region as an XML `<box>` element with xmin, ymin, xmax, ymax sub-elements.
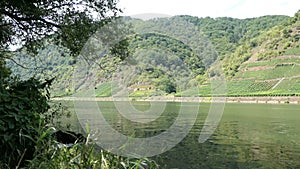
<box><xmin>224</xmin><ymin>56</ymin><xmax>300</xmax><ymax>96</ymax></box>
<box><xmin>222</xmin><ymin>11</ymin><xmax>300</xmax><ymax>78</ymax></box>
<box><xmin>7</xmin><ymin>10</ymin><xmax>300</xmax><ymax>97</ymax></box>
<box><xmin>178</xmin><ymin>56</ymin><xmax>300</xmax><ymax>97</ymax></box>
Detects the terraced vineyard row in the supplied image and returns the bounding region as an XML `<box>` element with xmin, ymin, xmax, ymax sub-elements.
<box><xmin>240</xmin><ymin>57</ymin><xmax>300</xmax><ymax>69</ymax></box>
<box><xmin>247</xmin><ymin>81</ymin><xmax>279</xmax><ymax>92</ymax></box>
<box><xmin>95</xmin><ymin>82</ymin><xmax>120</xmax><ymax>97</ymax></box>
<box><xmin>235</xmin><ymin>65</ymin><xmax>300</xmax><ymax>80</ymax></box>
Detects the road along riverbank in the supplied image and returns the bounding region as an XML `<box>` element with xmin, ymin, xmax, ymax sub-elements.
<box><xmin>52</xmin><ymin>96</ymin><xmax>300</xmax><ymax>104</ymax></box>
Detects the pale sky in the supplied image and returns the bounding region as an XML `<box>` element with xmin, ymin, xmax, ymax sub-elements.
<box><xmin>117</xmin><ymin>0</ymin><xmax>300</xmax><ymax>19</ymax></box>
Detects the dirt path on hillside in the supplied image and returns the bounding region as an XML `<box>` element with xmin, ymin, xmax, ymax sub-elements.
<box><xmin>276</xmin><ymin>55</ymin><xmax>300</xmax><ymax>59</ymax></box>
<box><xmin>240</xmin><ymin>66</ymin><xmax>274</xmax><ymax>72</ymax></box>
<box><xmin>241</xmin><ymin>55</ymin><xmax>300</xmax><ymax>68</ymax></box>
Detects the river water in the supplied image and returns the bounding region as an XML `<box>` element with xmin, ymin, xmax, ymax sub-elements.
<box><xmin>65</xmin><ymin>101</ymin><xmax>300</xmax><ymax>169</ymax></box>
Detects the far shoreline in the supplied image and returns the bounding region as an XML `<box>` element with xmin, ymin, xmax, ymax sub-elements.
<box><xmin>52</xmin><ymin>96</ymin><xmax>300</xmax><ymax>104</ymax></box>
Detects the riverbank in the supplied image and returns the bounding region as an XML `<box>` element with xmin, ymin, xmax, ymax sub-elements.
<box><xmin>52</xmin><ymin>96</ymin><xmax>300</xmax><ymax>104</ymax></box>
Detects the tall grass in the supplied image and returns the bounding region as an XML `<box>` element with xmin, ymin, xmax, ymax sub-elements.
<box><xmin>26</xmin><ymin>130</ymin><xmax>160</xmax><ymax>169</ymax></box>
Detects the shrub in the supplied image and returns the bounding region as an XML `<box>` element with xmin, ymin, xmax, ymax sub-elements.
<box><xmin>27</xmin><ymin>132</ymin><xmax>160</xmax><ymax>169</ymax></box>
<box><xmin>0</xmin><ymin>77</ymin><xmax>51</xmax><ymax>168</ymax></box>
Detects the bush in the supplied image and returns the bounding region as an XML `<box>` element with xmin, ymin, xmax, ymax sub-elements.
<box><xmin>0</xmin><ymin>77</ymin><xmax>51</xmax><ymax>168</ymax></box>
<box><xmin>27</xmin><ymin>133</ymin><xmax>160</xmax><ymax>169</ymax></box>
<box><xmin>0</xmin><ymin>74</ymin><xmax>160</xmax><ymax>168</ymax></box>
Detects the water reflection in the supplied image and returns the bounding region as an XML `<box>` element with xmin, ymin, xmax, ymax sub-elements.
<box><xmin>66</xmin><ymin>101</ymin><xmax>300</xmax><ymax>168</ymax></box>
<box><xmin>155</xmin><ymin>119</ymin><xmax>261</xmax><ymax>169</ymax></box>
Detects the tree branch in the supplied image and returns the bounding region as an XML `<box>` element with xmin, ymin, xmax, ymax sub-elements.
<box><xmin>2</xmin><ymin>54</ymin><xmax>44</xmax><ymax>70</ymax></box>
<box><xmin>2</xmin><ymin>55</ymin><xmax>31</xmax><ymax>69</ymax></box>
<box><xmin>2</xmin><ymin>10</ymin><xmax>62</xmax><ymax>29</ymax></box>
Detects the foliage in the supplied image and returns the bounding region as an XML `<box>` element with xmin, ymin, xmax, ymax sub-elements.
<box><xmin>0</xmin><ymin>0</ymin><xmax>121</xmax><ymax>54</ymax></box>
<box><xmin>27</xmin><ymin>133</ymin><xmax>160</xmax><ymax>169</ymax></box>
<box><xmin>5</xmin><ymin>10</ymin><xmax>300</xmax><ymax>98</ymax></box>
<box><xmin>0</xmin><ymin>0</ymin><xmax>127</xmax><ymax>168</ymax></box>
<box><xmin>179</xmin><ymin>15</ymin><xmax>289</xmax><ymax>57</ymax></box>
<box><xmin>6</xmin><ymin>44</ymin><xmax>76</xmax><ymax>96</ymax></box>
<box><xmin>0</xmin><ymin>76</ymin><xmax>51</xmax><ymax>168</ymax></box>
<box><xmin>156</xmin><ymin>76</ymin><xmax>177</xmax><ymax>94</ymax></box>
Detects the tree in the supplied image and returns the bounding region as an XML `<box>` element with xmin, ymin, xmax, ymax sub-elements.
<box><xmin>0</xmin><ymin>0</ymin><xmax>121</xmax><ymax>54</ymax></box>
<box><xmin>157</xmin><ymin>76</ymin><xmax>177</xmax><ymax>94</ymax></box>
<box><xmin>0</xmin><ymin>0</ymin><xmax>122</xmax><ymax>168</ymax></box>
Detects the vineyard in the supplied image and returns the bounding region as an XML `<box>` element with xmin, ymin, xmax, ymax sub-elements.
<box><xmin>93</xmin><ymin>56</ymin><xmax>300</xmax><ymax>97</ymax></box>
<box><xmin>95</xmin><ymin>82</ymin><xmax>120</xmax><ymax>97</ymax></box>
<box><xmin>226</xmin><ymin>56</ymin><xmax>300</xmax><ymax>96</ymax></box>
<box><xmin>177</xmin><ymin>56</ymin><xmax>300</xmax><ymax>97</ymax></box>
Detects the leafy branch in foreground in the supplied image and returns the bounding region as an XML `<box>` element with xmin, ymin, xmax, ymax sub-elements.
<box><xmin>0</xmin><ymin>0</ymin><xmax>121</xmax><ymax>54</ymax></box>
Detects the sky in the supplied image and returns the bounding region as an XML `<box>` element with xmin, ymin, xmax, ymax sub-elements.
<box><xmin>117</xmin><ymin>0</ymin><xmax>300</xmax><ymax>19</ymax></box>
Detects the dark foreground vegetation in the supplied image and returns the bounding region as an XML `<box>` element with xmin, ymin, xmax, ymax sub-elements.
<box><xmin>0</xmin><ymin>0</ymin><xmax>159</xmax><ymax>168</ymax></box>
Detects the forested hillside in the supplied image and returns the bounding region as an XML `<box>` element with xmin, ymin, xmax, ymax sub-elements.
<box><xmin>7</xmin><ymin>10</ymin><xmax>300</xmax><ymax>97</ymax></box>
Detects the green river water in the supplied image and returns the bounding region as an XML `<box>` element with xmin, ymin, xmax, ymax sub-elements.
<box><xmin>64</xmin><ymin>101</ymin><xmax>300</xmax><ymax>169</ymax></box>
